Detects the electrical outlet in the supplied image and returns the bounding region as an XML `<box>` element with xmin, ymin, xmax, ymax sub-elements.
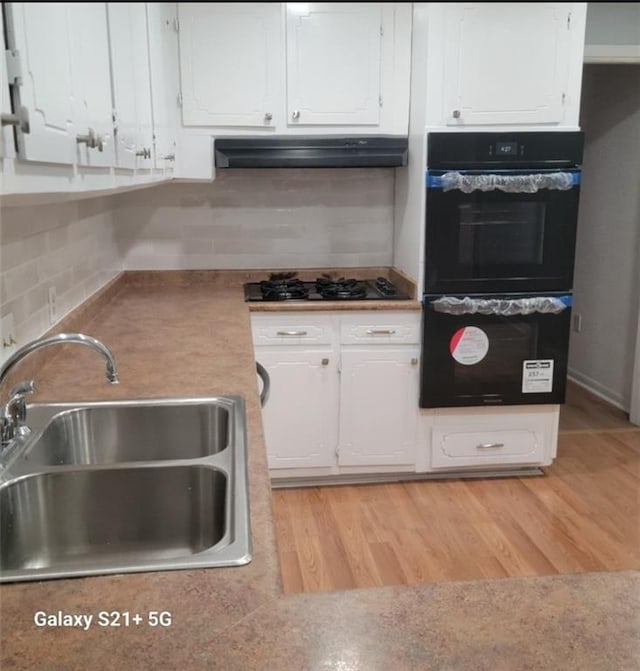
<box><xmin>572</xmin><ymin>313</ymin><xmax>583</xmax><ymax>333</ymax></box>
<box><xmin>48</xmin><ymin>286</ymin><xmax>57</xmax><ymax>325</ymax></box>
<box><xmin>1</xmin><ymin>312</ymin><xmax>16</xmax><ymax>348</ymax></box>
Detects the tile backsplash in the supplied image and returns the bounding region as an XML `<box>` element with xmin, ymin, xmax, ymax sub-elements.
<box><xmin>0</xmin><ymin>168</ymin><xmax>395</xmax><ymax>349</ymax></box>
<box><xmin>113</xmin><ymin>168</ymin><xmax>395</xmax><ymax>270</ymax></box>
<box><xmin>0</xmin><ymin>198</ymin><xmax>121</xmax><ymax>349</ymax></box>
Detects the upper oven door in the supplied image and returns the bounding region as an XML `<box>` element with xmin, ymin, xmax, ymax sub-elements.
<box><xmin>424</xmin><ymin>168</ymin><xmax>581</xmax><ymax>294</ymax></box>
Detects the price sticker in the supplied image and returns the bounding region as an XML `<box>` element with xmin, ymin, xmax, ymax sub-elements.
<box><xmin>522</xmin><ymin>360</ymin><xmax>554</xmax><ymax>393</ymax></box>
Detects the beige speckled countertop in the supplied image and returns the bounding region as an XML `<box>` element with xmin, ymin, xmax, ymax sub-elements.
<box><xmin>1</xmin><ymin>271</ymin><xmax>638</xmax><ymax>671</ymax></box>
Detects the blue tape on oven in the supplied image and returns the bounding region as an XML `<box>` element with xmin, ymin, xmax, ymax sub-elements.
<box><xmin>425</xmin><ymin>171</ymin><xmax>581</xmax><ymax>188</ymax></box>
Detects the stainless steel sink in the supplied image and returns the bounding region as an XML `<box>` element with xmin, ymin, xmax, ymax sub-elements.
<box><xmin>22</xmin><ymin>402</ymin><xmax>230</xmax><ymax>466</ymax></box>
<box><xmin>0</xmin><ymin>397</ymin><xmax>251</xmax><ymax>582</ymax></box>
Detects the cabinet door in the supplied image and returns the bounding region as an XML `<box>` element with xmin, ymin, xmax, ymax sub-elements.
<box><xmin>107</xmin><ymin>3</ymin><xmax>154</xmax><ymax>170</ymax></box>
<box><xmin>4</xmin><ymin>3</ymin><xmax>75</xmax><ymax>164</ymax></box>
<box><xmin>443</xmin><ymin>3</ymin><xmax>573</xmax><ymax>125</ymax></box>
<box><xmin>1</xmin><ymin>22</ymin><xmax>12</xmax><ymax>158</ymax></box>
<box><xmin>68</xmin><ymin>3</ymin><xmax>115</xmax><ymax>167</ymax></box>
<box><xmin>178</xmin><ymin>3</ymin><xmax>280</xmax><ymax>128</ymax></box>
<box><xmin>286</xmin><ymin>3</ymin><xmax>383</xmax><ymax>126</ymax></box>
<box><xmin>146</xmin><ymin>2</ymin><xmax>179</xmax><ymax>171</ymax></box>
<box><xmin>338</xmin><ymin>348</ymin><xmax>419</xmax><ymax>466</ymax></box>
<box><xmin>257</xmin><ymin>350</ymin><xmax>339</xmax><ymax>469</ymax></box>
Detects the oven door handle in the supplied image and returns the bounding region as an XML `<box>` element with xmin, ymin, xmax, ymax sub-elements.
<box><xmin>429</xmin><ymin>295</ymin><xmax>572</xmax><ymax>316</ymax></box>
<box><xmin>426</xmin><ymin>170</ymin><xmax>580</xmax><ymax>193</ymax></box>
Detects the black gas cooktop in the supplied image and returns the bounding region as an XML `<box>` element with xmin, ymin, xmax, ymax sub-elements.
<box><xmin>244</xmin><ymin>273</ymin><xmax>411</xmax><ymax>302</ymax></box>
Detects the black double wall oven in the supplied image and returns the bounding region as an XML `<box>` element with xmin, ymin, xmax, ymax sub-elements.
<box><xmin>420</xmin><ymin>131</ymin><xmax>584</xmax><ymax>409</ymax></box>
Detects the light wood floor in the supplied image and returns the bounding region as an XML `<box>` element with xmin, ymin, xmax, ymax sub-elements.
<box><xmin>272</xmin><ymin>383</ymin><xmax>640</xmax><ymax>594</ymax></box>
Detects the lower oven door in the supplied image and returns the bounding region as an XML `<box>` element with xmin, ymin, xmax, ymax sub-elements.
<box><xmin>419</xmin><ymin>293</ymin><xmax>572</xmax><ymax>408</ymax></box>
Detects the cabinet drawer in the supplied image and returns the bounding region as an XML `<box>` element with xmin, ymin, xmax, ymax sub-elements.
<box><xmin>431</xmin><ymin>427</ymin><xmax>544</xmax><ymax>469</ymax></box>
<box><xmin>251</xmin><ymin>314</ymin><xmax>333</xmax><ymax>346</ymax></box>
<box><xmin>339</xmin><ymin>312</ymin><xmax>420</xmax><ymax>345</ymax></box>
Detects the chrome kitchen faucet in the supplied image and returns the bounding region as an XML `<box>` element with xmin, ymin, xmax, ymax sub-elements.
<box><xmin>0</xmin><ymin>333</ymin><xmax>119</xmax><ymax>455</ymax></box>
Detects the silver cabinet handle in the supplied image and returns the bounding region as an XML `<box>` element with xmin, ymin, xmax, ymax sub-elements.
<box><xmin>77</xmin><ymin>128</ymin><xmax>104</xmax><ymax>152</ymax></box>
<box><xmin>136</xmin><ymin>147</ymin><xmax>151</xmax><ymax>159</ymax></box>
<box><xmin>256</xmin><ymin>362</ymin><xmax>270</xmax><ymax>408</ymax></box>
<box><xmin>276</xmin><ymin>330</ymin><xmax>307</xmax><ymax>336</ymax></box>
<box><xmin>291</xmin><ymin>110</ymin><xmax>300</xmax><ymax>120</ymax></box>
<box><xmin>477</xmin><ymin>443</ymin><xmax>505</xmax><ymax>449</ymax></box>
<box><xmin>321</xmin><ymin>358</ymin><xmax>329</xmax><ymax>366</ymax></box>
<box><xmin>366</xmin><ymin>329</ymin><xmax>396</xmax><ymax>335</ymax></box>
<box><xmin>1</xmin><ymin>106</ymin><xmax>30</xmax><ymax>134</ymax></box>
<box><xmin>264</xmin><ymin>112</ymin><xmax>272</xmax><ymax>122</ymax></box>
<box><xmin>160</xmin><ymin>153</ymin><xmax>175</xmax><ymax>161</ymax></box>
<box><xmin>411</xmin><ymin>358</ymin><xmax>418</xmax><ymax>366</ymax></box>
<box><xmin>452</xmin><ymin>109</ymin><xmax>461</xmax><ymax>119</ymax></box>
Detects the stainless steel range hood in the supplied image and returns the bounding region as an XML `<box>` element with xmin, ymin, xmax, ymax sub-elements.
<box><xmin>214</xmin><ymin>136</ymin><xmax>408</xmax><ymax>168</ymax></box>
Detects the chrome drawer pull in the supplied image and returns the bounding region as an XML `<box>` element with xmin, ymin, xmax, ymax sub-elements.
<box><xmin>477</xmin><ymin>442</ymin><xmax>505</xmax><ymax>449</ymax></box>
<box><xmin>276</xmin><ymin>330</ymin><xmax>308</xmax><ymax>336</ymax></box>
<box><xmin>366</xmin><ymin>329</ymin><xmax>397</xmax><ymax>335</ymax></box>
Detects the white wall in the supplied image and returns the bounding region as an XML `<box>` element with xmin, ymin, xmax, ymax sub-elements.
<box><xmin>113</xmin><ymin>169</ymin><xmax>395</xmax><ymax>270</ymax></box>
<box><xmin>569</xmin><ymin>64</ymin><xmax>640</xmax><ymax>410</ymax></box>
<box><xmin>0</xmin><ymin>198</ymin><xmax>121</xmax><ymax>353</ymax></box>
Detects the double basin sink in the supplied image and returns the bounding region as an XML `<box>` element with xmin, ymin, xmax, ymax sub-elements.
<box><xmin>0</xmin><ymin>397</ymin><xmax>252</xmax><ymax>582</ymax></box>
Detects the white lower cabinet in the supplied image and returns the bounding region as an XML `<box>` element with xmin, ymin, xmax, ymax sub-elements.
<box><xmin>425</xmin><ymin>406</ymin><xmax>559</xmax><ymax>471</ymax></box>
<box><xmin>257</xmin><ymin>349</ymin><xmax>339</xmax><ymax>469</ymax></box>
<box><xmin>338</xmin><ymin>349</ymin><xmax>419</xmax><ymax>466</ymax></box>
<box><xmin>252</xmin><ymin>311</ymin><xmax>421</xmax><ymax>476</ymax></box>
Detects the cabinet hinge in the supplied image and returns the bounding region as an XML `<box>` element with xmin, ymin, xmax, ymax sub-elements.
<box><xmin>335</xmin><ymin>448</ymin><xmax>340</xmax><ymax>459</ymax></box>
<box><xmin>567</xmin><ymin>12</ymin><xmax>571</xmax><ymax>29</ymax></box>
<box><xmin>173</xmin><ymin>17</ymin><xmax>180</xmax><ymax>33</ymax></box>
<box><xmin>5</xmin><ymin>49</ymin><xmax>23</xmax><ymax>86</ymax></box>
<box><xmin>379</xmin><ymin>95</ymin><xmax>383</xmax><ymax>107</ymax></box>
<box><xmin>177</xmin><ymin>92</ymin><xmax>183</xmax><ymax>108</ymax></box>
<box><xmin>380</xmin><ymin>23</ymin><xmax>384</xmax><ymax>36</ymax></box>
<box><xmin>562</xmin><ymin>92</ymin><xmax>566</xmax><ymax>106</ymax></box>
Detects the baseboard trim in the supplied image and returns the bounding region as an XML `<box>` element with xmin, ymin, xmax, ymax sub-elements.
<box><xmin>271</xmin><ymin>467</ymin><xmax>544</xmax><ymax>489</ymax></box>
<box><xmin>567</xmin><ymin>369</ymin><xmax>628</xmax><ymax>412</ymax></box>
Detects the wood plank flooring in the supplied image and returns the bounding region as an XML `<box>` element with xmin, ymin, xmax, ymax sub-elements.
<box><xmin>272</xmin><ymin>383</ymin><xmax>640</xmax><ymax>594</ymax></box>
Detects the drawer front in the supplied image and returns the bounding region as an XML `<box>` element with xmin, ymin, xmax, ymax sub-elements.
<box><xmin>251</xmin><ymin>315</ymin><xmax>333</xmax><ymax>346</ymax></box>
<box><xmin>431</xmin><ymin>427</ymin><xmax>544</xmax><ymax>469</ymax></box>
<box><xmin>339</xmin><ymin>312</ymin><xmax>420</xmax><ymax>345</ymax></box>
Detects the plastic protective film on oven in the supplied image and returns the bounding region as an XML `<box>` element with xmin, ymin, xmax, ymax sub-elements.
<box><xmin>430</xmin><ymin>171</ymin><xmax>580</xmax><ymax>194</ymax></box>
<box><xmin>430</xmin><ymin>295</ymin><xmax>572</xmax><ymax>316</ymax></box>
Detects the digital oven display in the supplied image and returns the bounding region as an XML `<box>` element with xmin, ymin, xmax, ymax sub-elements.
<box><xmin>495</xmin><ymin>141</ymin><xmax>519</xmax><ymax>156</ymax></box>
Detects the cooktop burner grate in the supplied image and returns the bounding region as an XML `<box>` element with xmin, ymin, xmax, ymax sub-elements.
<box><xmin>259</xmin><ymin>277</ymin><xmax>309</xmax><ymax>301</ymax></box>
<box><xmin>244</xmin><ymin>273</ymin><xmax>410</xmax><ymax>302</ymax></box>
<box><xmin>315</xmin><ymin>277</ymin><xmax>367</xmax><ymax>300</ymax></box>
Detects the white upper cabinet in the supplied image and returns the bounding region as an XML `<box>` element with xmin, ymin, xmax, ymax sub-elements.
<box><xmin>178</xmin><ymin>2</ymin><xmax>411</xmax><ymax>135</ymax></box>
<box><xmin>178</xmin><ymin>3</ymin><xmax>281</xmax><ymax>128</ymax></box>
<box><xmin>4</xmin><ymin>3</ymin><xmax>115</xmax><ymax>167</ymax></box>
<box><xmin>1</xmin><ymin>24</ymin><xmax>13</xmax><ymax>158</ymax></box>
<box><xmin>429</xmin><ymin>3</ymin><xmax>586</xmax><ymax>128</ymax></box>
<box><xmin>107</xmin><ymin>3</ymin><xmax>154</xmax><ymax>170</ymax></box>
<box><xmin>146</xmin><ymin>2</ymin><xmax>179</xmax><ymax>170</ymax></box>
<box><xmin>285</xmin><ymin>3</ymin><xmax>382</xmax><ymax>127</ymax></box>
<box><xmin>67</xmin><ymin>3</ymin><xmax>115</xmax><ymax>167</ymax></box>
<box><xmin>4</xmin><ymin>3</ymin><xmax>76</xmax><ymax>164</ymax></box>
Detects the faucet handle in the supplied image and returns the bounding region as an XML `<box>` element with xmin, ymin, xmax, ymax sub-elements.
<box><xmin>8</xmin><ymin>380</ymin><xmax>37</xmax><ymax>398</ymax></box>
<box><xmin>5</xmin><ymin>380</ymin><xmax>36</xmax><ymax>438</ymax></box>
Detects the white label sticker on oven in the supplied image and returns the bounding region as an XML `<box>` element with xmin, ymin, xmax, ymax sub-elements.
<box><xmin>522</xmin><ymin>360</ymin><xmax>554</xmax><ymax>393</ymax></box>
<box><xmin>449</xmin><ymin>326</ymin><xmax>489</xmax><ymax>365</ymax></box>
